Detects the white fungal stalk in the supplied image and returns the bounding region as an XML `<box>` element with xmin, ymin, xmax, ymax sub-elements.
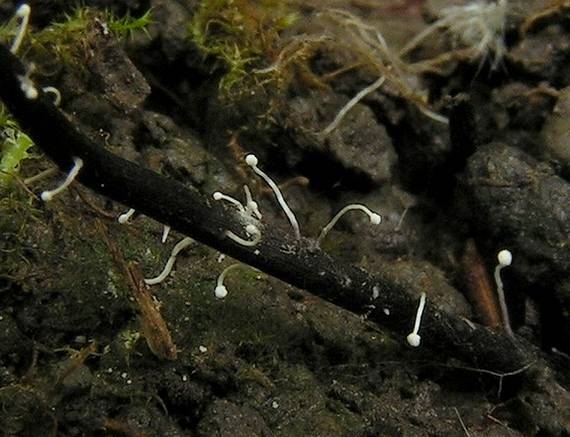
<box><xmin>40</xmin><ymin>157</ymin><xmax>83</xmax><ymax>201</ymax></box>
<box><xmin>145</xmin><ymin>237</ymin><xmax>193</xmax><ymax>285</ymax></box>
<box><xmin>407</xmin><ymin>292</ymin><xmax>427</xmax><ymax>347</ymax></box>
<box><xmin>322</xmin><ymin>76</ymin><xmax>386</xmax><ymax>137</ymax></box>
<box><xmin>317</xmin><ymin>204</ymin><xmax>382</xmax><ymax>245</ymax></box>
<box><xmin>213</xmin><ymin>191</ymin><xmax>246</xmax><ymax>213</ymax></box>
<box><xmin>245</xmin><ymin>154</ymin><xmax>301</xmax><ymax>239</ymax></box>
<box><xmin>225</xmin><ymin>224</ymin><xmax>261</xmax><ymax>247</ymax></box>
<box><xmin>161</xmin><ymin>225</ymin><xmax>171</xmax><ymax>244</ymax></box>
<box><xmin>494</xmin><ymin>249</ymin><xmax>514</xmax><ymax>337</ymax></box>
<box><xmin>118</xmin><ymin>208</ymin><xmax>135</xmax><ymax>224</ymax></box>
<box><xmin>214</xmin><ymin>186</ymin><xmax>263</xmax><ymax>246</ymax></box>
<box><xmin>213</xmin><ymin>185</ymin><xmax>261</xmax><ymax>221</ymax></box>
<box><xmin>10</xmin><ymin>4</ymin><xmax>31</xmax><ymax>54</ymax></box>
<box><xmin>42</xmin><ymin>86</ymin><xmax>62</xmax><ymax>106</ymax></box>
<box><xmin>17</xmin><ymin>63</ymin><xmax>38</xmax><ymax>100</ymax></box>
<box><xmin>215</xmin><ymin>263</ymin><xmax>249</xmax><ymax>299</ymax></box>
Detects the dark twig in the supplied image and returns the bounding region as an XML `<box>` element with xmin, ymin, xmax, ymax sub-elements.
<box><xmin>0</xmin><ymin>44</ymin><xmax>537</xmax><ymax>373</ymax></box>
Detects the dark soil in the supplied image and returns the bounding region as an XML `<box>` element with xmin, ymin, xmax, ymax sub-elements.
<box><xmin>1</xmin><ymin>0</ymin><xmax>570</xmax><ymax>435</ymax></box>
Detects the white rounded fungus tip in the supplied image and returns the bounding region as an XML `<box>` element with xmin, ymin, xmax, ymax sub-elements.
<box><xmin>215</xmin><ymin>285</ymin><xmax>228</xmax><ymax>299</ymax></box>
<box><xmin>213</xmin><ymin>192</ymin><xmax>223</xmax><ymax>200</ymax></box>
<box><xmin>117</xmin><ymin>216</ymin><xmax>128</xmax><ymax>224</ymax></box>
<box><xmin>27</xmin><ymin>88</ymin><xmax>38</xmax><ymax>99</ymax></box>
<box><xmin>40</xmin><ymin>191</ymin><xmax>52</xmax><ymax>202</ymax></box>
<box><xmin>497</xmin><ymin>249</ymin><xmax>512</xmax><ymax>266</ymax></box>
<box><xmin>245</xmin><ymin>154</ymin><xmax>258</xmax><ymax>167</ymax></box>
<box><xmin>370</xmin><ymin>213</ymin><xmax>382</xmax><ymax>225</ymax></box>
<box><xmin>22</xmin><ymin>85</ymin><xmax>38</xmax><ymax>100</ymax></box>
<box><xmin>372</xmin><ymin>285</ymin><xmax>380</xmax><ymax>300</ymax></box>
<box><xmin>406</xmin><ymin>333</ymin><xmax>421</xmax><ymax>347</ymax></box>
<box><xmin>17</xmin><ymin>4</ymin><xmax>31</xmax><ymax>16</ymax></box>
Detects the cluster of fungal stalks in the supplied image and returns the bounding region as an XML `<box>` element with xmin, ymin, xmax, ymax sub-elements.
<box><xmin>209</xmin><ymin>153</ymin><xmax>382</xmax><ymax>300</ymax></box>
<box><xmin>403</xmin><ymin>248</ymin><xmax>514</xmax><ymax>347</ymax></box>
<box><xmin>2</xmin><ymin>4</ymin><xmax>517</xmax><ymax>353</ymax></box>
<box><xmin>213</xmin><ymin>181</ymin><xmax>263</xmax><ymax>247</ymax></box>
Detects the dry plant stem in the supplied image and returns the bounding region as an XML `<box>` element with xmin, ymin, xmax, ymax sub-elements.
<box><xmin>462</xmin><ymin>239</ymin><xmax>502</xmax><ymax>328</ymax></box>
<box><xmin>454</xmin><ymin>407</ymin><xmax>471</xmax><ymax>437</ymax></box>
<box><xmin>520</xmin><ymin>1</ymin><xmax>570</xmax><ymax>35</ymax></box>
<box><xmin>23</xmin><ymin>167</ymin><xmax>57</xmax><ymax>185</ymax></box>
<box><xmin>400</xmin><ymin>16</ymin><xmax>452</xmax><ymax>57</ymax></box>
<box><xmin>325</xmin><ymin>12</ymin><xmax>448</xmax><ymax>125</ymax></box>
<box><xmin>322</xmin><ymin>76</ymin><xmax>386</xmax><ymax>136</ymax></box>
<box><xmin>125</xmin><ymin>261</ymin><xmax>178</xmax><ymax>360</ymax></box>
<box><xmin>0</xmin><ymin>44</ymin><xmax>537</xmax><ymax>373</ymax></box>
<box><xmin>73</xmin><ymin>186</ymin><xmax>117</xmax><ymax>219</ymax></box>
<box><xmin>97</xmin><ymin>220</ymin><xmax>177</xmax><ymax>360</ymax></box>
<box><xmin>54</xmin><ymin>342</ymin><xmax>98</xmax><ymax>389</ymax></box>
<box><xmin>0</xmin><ymin>169</ymin><xmax>37</xmax><ymax>198</ymax></box>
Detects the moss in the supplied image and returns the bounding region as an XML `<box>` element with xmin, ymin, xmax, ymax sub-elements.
<box><xmin>0</xmin><ymin>189</ymin><xmax>41</xmax><ymax>281</ymax></box>
<box><xmin>0</xmin><ymin>105</ymin><xmax>35</xmax><ymax>188</ymax></box>
<box><xmin>0</xmin><ymin>385</ymin><xmax>55</xmax><ymax>436</ymax></box>
<box><xmin>16</xmin><ymin>6</ymin><xmax>152</xmax><ymax>74</ymax></box>
<box><xmin>0</xmin><ymin>8</ymin><xmax>22</xmax><ymax>47</ymax></box>
<box><xmin>188</xmin><ymin>0</ymin><xmax>298</xmax><ymax>97</ymax></box>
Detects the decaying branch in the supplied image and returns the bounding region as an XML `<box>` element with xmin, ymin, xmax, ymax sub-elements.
<box><xmin>0</xmin><ymin>44</ymin><xmax>538</xmax><ymax>374</ymax></box>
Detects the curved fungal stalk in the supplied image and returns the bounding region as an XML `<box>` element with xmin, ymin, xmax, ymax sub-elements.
<box><xmin>224</xmin><ymin>224</ymin><xmax>261</xmax><ymax>247</ymax></box>
<box><xmin>494</xmin><ymin>249</ymin><xmax>513</xmax><ymax>337</ymax></box>
<box><xmin>214</xmin><ymin>264</ymin><xmax>240</xmax><ymax>299</ymax></box>
<box><xmin>213</xmin><ymin>191</ymin><xmax>246</xmax><ymax>213</ymax></box>
<box><xmin>317</xmin><ymin>204</ymin><xmax>382</xmax><ymax>245</ymax></box>
<box><xmin>245</xmin><ymin>154</ymin><xmax>301</xmax><ymax>239</ymax></box>
<box><xmin>10</xmin><ymin>4</ymin><xmax>31</xmax><ymax>55</ymax></box>
<box><xmin>40</xmin><ymin>157</ymin><xmax>83</xmax><ymax>201</ymax></box>
<box><xmin>215</xmin><ymin>263</ymin><xmax>257</xmax><ymax>299</ymax></box>
<box><xmin>144</xmin><ymin>237</ymin><xmax>194</xmax><ymax>285</ymax></box>
<box><xmin>407</xmin><ymin>292</ymin><xmax>427</xmax><ymax>347</ymax></box>
<box><xmin>42</xmin><ymin>86</ymin><xmax>62</xmax><ymax>106</ymax></box>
